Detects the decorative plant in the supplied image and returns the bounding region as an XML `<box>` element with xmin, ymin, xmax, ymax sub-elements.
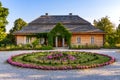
<box><xmin>7</xmin><ymin>51</ymin><xmax>115</xmax><ymax>70</ymax></box>
<box><xmin>47</xmin><ymin>52</ymin><xmax>76</xmax><ymax>61</ymax></box>
<box><xmin>48</xmin><ymin>23</ymin><xmax>72</xmax><ymax>46</ymax></box>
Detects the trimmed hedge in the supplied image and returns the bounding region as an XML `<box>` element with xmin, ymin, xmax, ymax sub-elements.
<box><xmin>69</xmin><ymin>45</ymin><xmax>101</xmax><ymax>49</ymax></box>
<box><xmin>0</xmin><ymin>44</ymin><xmax>53</xmax><ymax>51</ymax></box>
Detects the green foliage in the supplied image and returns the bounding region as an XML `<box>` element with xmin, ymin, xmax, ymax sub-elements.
<box><xmin>40</xmin><ymin>45</ymin><xmax>53</xmax><ymax>50</ymax></box>
<box><xmin>103</xmin><ymin>42</ymin><xmax>110</xmax><ymax>48</ymax></box>
<box><xmin>0</xmin><ymin>43</ymin><xmax>53</xmax><ymax>51</ymax></box>
<box><xmin>115</xmin><ymin>24</ymin><xmax>120</xmax><ymax>44</ymax></box>
<box><xmin>8</xmin><ymin>18</ymin><xmax>27</xmax><ymax>45</ymax></box>
<box><xmin>31</xmin><ymin>39</ymin><xmax>39</xmax><ymax>48</ymax></box>
<box><xmin>117</xmin><ymin>24</ymin><xmax>120</xmax><ymax>30</ymax></box>
<box><xmin>9</xmin><ymin>18</ymin><xmax>27</xmax><ymax>33</ymax></box>
<box><xmin>48</xmin><ymin>23</ymin><xmax>72</xmax><ymax>46</ymax></box>
<box><xmin>11</xmin><ymin>51</ymin><xmax>111</xmax><ymax>68</ymax></box>
<box><xmin>36</xmin><ymin>33</ymin><xmax>48</xmax><ymax>38</ymax></box>
<box><xmin>0</xmin><ymin>2</ymin><xmax>9</xmax><ymax>41</ymax></box>
<box><xmin>115</xmin><ymin>44</ymin><xmax>120</xmax><ymax>48</ymax></box>
<box><xmin>0</xmin><ymin>28</ymin><xmax>6</xmax><ymax>42</ymax></box>
<box><xmin>0</xmin><ymin>2</ymin><xmax>9</xmax><ymax>32</ymax></box>
<box><xmin>70</xmin><ymin>44</ymin><xmax>100</xmax><ymax>49</ymax></box>
<box><xmin>0</xmin><ymin>34</ymin><xmax>13</xmax><ymax>47</ymax></box>
<box><xmin>93</xmin><ymin>16</ymin><xmax>114</xmax><ymax>34</ymax></box>
<box><xmin>93</xmin><ymin>16</ymin><xmax>115</xmax><ymax>46</ymax></box>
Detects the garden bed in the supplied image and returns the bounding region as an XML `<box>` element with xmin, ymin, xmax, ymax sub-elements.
<box><xmin>7</xmin><ymin>51</ymin><xmax>115</xmax><ymax>70</ymax></box>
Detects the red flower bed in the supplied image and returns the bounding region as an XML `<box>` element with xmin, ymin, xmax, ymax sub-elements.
<box><xmin>7</xmin><ymin>52</ymin><xmax>115</xmax><ymax>70</ymax></box>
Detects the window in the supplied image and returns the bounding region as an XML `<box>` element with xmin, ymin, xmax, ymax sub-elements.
<box><xmin>91</xmin><ymin>36</ymin><xmax>94</xmax><ymax>44</ymax></box>
<box><xmin>26</xmin><ymin>37</ymin><xmax>31</xmax><ymax>43</ymax></box>
<box><xmin>40</xmin><ymin>38</ymin><xmax>45</xmax><ymax>44</ymax></box>
<box><xmin>77</xmin><ymin>37</ymin><xmax>81</xmax><ymax>43</ymax></box>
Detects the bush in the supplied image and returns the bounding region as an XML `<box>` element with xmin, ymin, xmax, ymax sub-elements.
<box><xmin>23</xmin><ymin>44</ymin><xmax>32</xmax><ymax>49</ymax></box>
<box><xmin>103</xmin><ymin>42</ymin><xmax>110</xmax><ymax>48</ymax></box>
<box><xmin>40</xmin><ymin>45</ymin><xmax>53</xmax><ymax>50</ymax></box>
<box><xmin>115</xmin><ymin>44</ymin><xmax>120</xmax><ymax>48</ymax></box>
<box><xmin>0</xmin><ymin>43</ymin><xmax>53</xmax><ymax>51</ymax></box>
<box><xmin>34</xmin><ymin>45</ymin><xmax>41</xmax><ymax>49</ymax></box>
<box><xmin>32</xmin><ymin>39</ymin><xmax>39</xmax><ymax>48</ymax></box>
<box><xmin>6</xmin><ymin>44</ymin><xmax>16</xmax><ymax>49</ymax></box>
<box><xmin>70</xmin><ymin>44</ymin><xmax>100</xmax><ymax>49</ymax></box>
<box><xmin>70</xmin><ymin>45</ymin><xmax>78</xmax><ymax>49</ymax></box>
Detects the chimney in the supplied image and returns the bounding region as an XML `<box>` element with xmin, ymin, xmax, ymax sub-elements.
<box><xmin>69</xmin><ymin>13</ymin><xmax>72</xmax><ymax>16</ymax></box>
<box><xmin>45</xmin><ymin>13</ymin><xmax>48</xmax><ymax>16</ymax></box>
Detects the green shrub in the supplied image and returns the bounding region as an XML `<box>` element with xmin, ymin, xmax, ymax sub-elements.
<box><xmin>23</xmin><ymin>44</ymin><xmax>32</xmax><ymax>49</ymax></box>
<box><xmin>115</xmin><ymin>44</ymin><xmax>120</xmax><ymax>48</ymax></box>
<box><xmin>78</xmin><ymin>45</ymin><xmax>82</xmax><ymax>49</ymax></box>
<box><xmin>70</xmin><ymin>44</ymin><xmax>100</xmax><ymax>49</ymax></box>
<box><xmin>0</xmin><ymin>43</ymin><xmax>53</xmax><ymax>51</ymax></box>
<box><xmin>70</xmin><ymin>45</ymin><xmax>78</xmax><ymax>49</ymax></box>
<box><xmin>5</xmin><ymin>44</ymin><xmax>16</xmax><ymax>49</ymax></box>
<box><xmin>32</xmin><ymin>39</ymin><xmax>39</xmax><ymax>48</ymax></box>
<box><xmin>17</xmin><ymin>44</ymin><xmax>23</xmax><ymax>48</ymax></box>
<box><xmin>40</xmin><ymin>45</ymin><xmax>53</xmax><ymax>50</ymax></box>
<box><xmin>104</xmin><ymin>42</ymin><xmax>110</xmax><ymax>48</ymax></box>
<box><xmin>34</xmin><ymin>45</ymin><xmax>41</xmax><ymax>49</ymax></box>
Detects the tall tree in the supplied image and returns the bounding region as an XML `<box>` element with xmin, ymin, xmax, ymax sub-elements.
<box><xmin>117</xmin><ymin>24</ymin><xmax>120</xmax><ymax>31</ymax></box>
<box><xmin>0</xmin><ymin>2</ymin><xmax>9</xmax><ymax>41</ymax></box>
<box><xmin>0</xmin><ymin>28</ymin><xmax>6</xmax><ymax>41</ymax></box>
<box><xmin>93</xmin><ymin>16</ymin><xmax>115</xmax><ymax>46</ymax></box>
<box><xmin>10</xmin><ymin>18</ymin><xmax>27</xmax><ymax>33</ymax></box>
<box><xmin>116</xmin><ymin>24</ymin><xmax>120</xmax><ymax>43</ymax></box>
<box><xmin>8</xmin><ymin>18</ymin><xmax>27</xmax><ymax>44</ymax></box>
<box><xmin>93</xmin><ymin>16</ymin><xmax>114</xmax><ymax>34</ymax></box>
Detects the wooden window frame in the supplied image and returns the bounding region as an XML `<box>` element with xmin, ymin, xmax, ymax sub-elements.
<box><xmin>76</xmin><ymin>37</ymin><xmax>81</xmax><ymax>43</ymax></box>
<box><xmin>91</xmin><ymin>36</ymin><xmax>94</xmax><ymax>44</ymax></box>
<box><xmin>26</xmin><ymin>37</ymin><xmax>31</xmax><ymax>43</ymax></box>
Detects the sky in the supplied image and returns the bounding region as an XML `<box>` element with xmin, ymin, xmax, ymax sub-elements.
<box><xmin>1</xmin><ymin>0</ymin><xmax>120</xmax><ymax>32</ymax></box>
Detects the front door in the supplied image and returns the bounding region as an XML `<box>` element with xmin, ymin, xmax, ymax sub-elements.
<box><xmin>58</xmin><ymin>37</ymin><xmax>62</xmax><ymax>47</ymax></box>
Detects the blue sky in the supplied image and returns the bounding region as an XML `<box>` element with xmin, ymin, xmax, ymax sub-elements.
<box><xmin>1</xmin><ymin>0</ymin><xmax>120</xmax><ymax>32</ymax></box>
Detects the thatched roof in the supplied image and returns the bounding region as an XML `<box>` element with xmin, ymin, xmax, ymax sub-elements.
<box><xmin>14</xmin><ymin>14</ymin><xmax>105</xmax><ymax>35</ymax></box>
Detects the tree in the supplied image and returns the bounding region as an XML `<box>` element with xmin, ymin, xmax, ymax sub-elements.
<box><xmin>116</xmin><ymin>24</ymin><xmax>120</xmax><ymax>43</ymax></box>
<box><xmin>0</xmin><ymin>28</ymin><xmax>6</xmax><ymax>41</ymax></box>
<box><xmin>0</xmin><ymin>2</ymin><xmax>9</xmax><ymax>42</ymax></box>
<box><xmin>8</xmin><ymin>18</ymin><xmax>27</xmax><ymax>44</ymax></box>
<box><xmin>93</xmin><ymin>16</ymin><xmax>114</xmax><ymax>34</ymax></box>
<box><xmin>93</xmin><ymin>16</ymin><xmax>115</xmax><ymax>46</ymax></box>
<box><xmin>117</xmin><ymin>24</ymin><xmax>120</xmax><ymax>32</ymax></box>
<box><xmin>10</xmin><ymin>18</ymin><xmax>27</xmax><ymax>33</ymax></box>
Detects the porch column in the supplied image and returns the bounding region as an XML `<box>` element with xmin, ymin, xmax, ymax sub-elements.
<box><xmin>55</xmin><ymin>36</ymin><xmax>58</xmax><ymax>47</ymax></box>
<box><xmin>62</xmin><ymin>37</ymin><xmax>65</xmax><ymax>47</ymax></box>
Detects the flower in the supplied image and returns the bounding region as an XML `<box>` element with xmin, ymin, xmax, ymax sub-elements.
<box><xmin>7</xmin><ymin>51</ymin><xmax>115</xmax><ymax>70</ymax></box>
<box><xmin>47</xmin><ymin>55</ymin><xmax>52</xmax><ymax>59</ymax></box>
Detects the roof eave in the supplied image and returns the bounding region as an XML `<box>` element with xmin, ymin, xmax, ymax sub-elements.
<box><xmin>72</xmin><ymin>32</ymin><xmax>106</xmax><ymax>35</ymax></box>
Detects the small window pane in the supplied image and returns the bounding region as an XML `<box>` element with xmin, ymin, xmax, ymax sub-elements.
<box><xmin>77</xmin><ymin>37</ymin><xmax>81</xmax><ymax>43</ymax></box>
<box><xmin>91</xmin><ymin>36</ymin><xmax>94</xmax><ymax>44</ymax></box>
<box><xmin>40</xmin><ymin>38</ymin><xmax>45</xmax><ymax>44</ymax></box>
<box><xmin>26</xmin><ymin>37</ymin><xmax>31</xmax><ymax>43</ymax></box>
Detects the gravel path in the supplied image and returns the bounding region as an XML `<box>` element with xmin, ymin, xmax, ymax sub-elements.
<box><xmin>0</xmin><ymin>49</ymin><xmax>120</xmax><ymax>80</ymax></box>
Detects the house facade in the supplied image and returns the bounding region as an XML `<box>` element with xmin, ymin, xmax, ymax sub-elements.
<box><xmin>14</xmin><ymin>13</ymin><xmax>105</xmax><ymax>47</ymax></box>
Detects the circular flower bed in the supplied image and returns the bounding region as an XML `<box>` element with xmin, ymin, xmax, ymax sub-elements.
<box><xmin>7</xmin><ymin>51</ymin><xmax>115</xmax><ymax>70</ymax></box>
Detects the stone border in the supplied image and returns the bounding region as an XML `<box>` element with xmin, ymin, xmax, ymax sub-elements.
<box><xmin>7</xmin><ymin>52</ymin><xmax>115</xmax><ymax>70</ymax></box>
